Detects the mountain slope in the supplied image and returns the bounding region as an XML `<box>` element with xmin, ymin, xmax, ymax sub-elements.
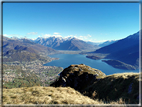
<box><xmin>98</xmin><ymin>40</ymin><xmax>117</xmax><ymax>47</ymax></box>
<box><xmin>93</xmin><ymin>31</ymin><xmax>139</xmax><ymax>68</ymax></box>
<box><xmin>106</xmin><ymin>44</ymin><xmax>139</xmax><ymax>67</ymax></box>
<box><xmin>82</xmin><ymin>72</ymin><xmax>140</xmax><ymax>104</ymax></box>
<box><xmin>94</xmin><ymin>31</ymin><xmax>139</xmax><ymax>54</ymax></box>
<box><xmin>3</xmin><ymin>49</ymin><xmax>48</xmax><ymax>62</ymax></box>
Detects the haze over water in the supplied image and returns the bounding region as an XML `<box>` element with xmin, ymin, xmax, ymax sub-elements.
<box><xmin>44</xmin><ymin>54</ymin><xmax>139</xmax><ymax>75</ymax></box>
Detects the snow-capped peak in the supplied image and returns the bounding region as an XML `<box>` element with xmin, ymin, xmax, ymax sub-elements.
<box><xmin>64</xmin><ymin>36</ymin><xmax>77</xmax><ymax>41</ymax></box>
<box><xmin>34</xmin><ymin>36</ymin><xmax>80</xmax><ymax>42</ymax></box>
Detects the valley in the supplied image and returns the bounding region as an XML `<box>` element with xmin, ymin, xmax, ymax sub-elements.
<box><xmin>44</xmin><ymin>54</ymin><xmax>139</xmax><ymax>75</ymax></box>
<box><xmin>2</xmin><ymin>31</ymin><xmax>140</xmax><ymax>88</ymax></box>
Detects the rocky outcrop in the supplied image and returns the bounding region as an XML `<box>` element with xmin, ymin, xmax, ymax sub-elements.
<box><xmin>50</xmin><ymin>64</ymin><xmax>106</xmax><ymax>91</ymax></box>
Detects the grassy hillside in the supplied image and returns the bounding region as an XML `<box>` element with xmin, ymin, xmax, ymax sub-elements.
<box><xmin>82</xmin><ymin>72</ymin><xmax>141</xmax><ymax>104</ymax></box>
<box><xmin>51</xmin><ymin>64</ymin><xmax>141</xmax><ymax>104</ymax></box>
<box><xmin>3</xmin><ymin>86</ymin><xmax>129</xmax><ymax>105</ymax></box>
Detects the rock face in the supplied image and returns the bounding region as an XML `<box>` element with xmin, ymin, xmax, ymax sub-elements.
<box><xmin>50</xmin><ymin>64</ymin><xmax>106</xmax><ymax>91</ymax></box>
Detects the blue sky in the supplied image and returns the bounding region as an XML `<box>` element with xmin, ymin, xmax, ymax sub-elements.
<box><xmin>3</xmin><ymin>2</ymin><xmax>139</xmax><ymax>42</ymax></box>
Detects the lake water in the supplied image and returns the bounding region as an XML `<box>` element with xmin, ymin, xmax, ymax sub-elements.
<box><xmin>44</xmin><ymin>54</ymin><xmax>139</xmax><ymax>75</ymax></box>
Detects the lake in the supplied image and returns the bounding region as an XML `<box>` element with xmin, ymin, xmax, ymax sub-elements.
<box><xmin>44</xmin><ymin>54</ymin><xmax>139</xmax><ymax>75</ymax></box>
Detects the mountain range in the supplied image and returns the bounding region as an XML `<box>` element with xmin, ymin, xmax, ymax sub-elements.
<box><xmin>5</xmin><ymin>36</ymin><xmax>117</xmax><ymax>52</ymax></box>
<box><xmin>32</xmin><ymin>36</ymin><xmax>99</xmax><ymax>51</ymax></box>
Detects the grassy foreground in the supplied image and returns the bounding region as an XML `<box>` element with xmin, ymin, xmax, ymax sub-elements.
<box><xmin>2</xmin><ymin>65</ymin><xmax>141</xmax><ymax>105</ymax></box>
<box><xmin>3</xmin><ymin>86</ymin><xmax>130</xmax><ymax>105</ymax></box>
<box><xmin>3</xmin><ymin>86</ymin><xmax>102</xmax><ymax>104</ymax></box>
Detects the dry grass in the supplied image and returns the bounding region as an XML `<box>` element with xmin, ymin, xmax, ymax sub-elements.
<box><xmin>2</xmin><ymin>86</ymin><xmax>129</xmax><ymax>106</ymax></box>
<box><xmin>3</xmin><ymin>86</ymin><xmax>103</xmax><ymax>104</ymax></box>
<box><xmin>107</xmin><ymin>72</ymin><xmax>140</xmax><ymax>79</ymax></box>
<box><xmin>82</xmin><ymin>72</ymin><xmax>140</xmax><ymax>104</ymax></box>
